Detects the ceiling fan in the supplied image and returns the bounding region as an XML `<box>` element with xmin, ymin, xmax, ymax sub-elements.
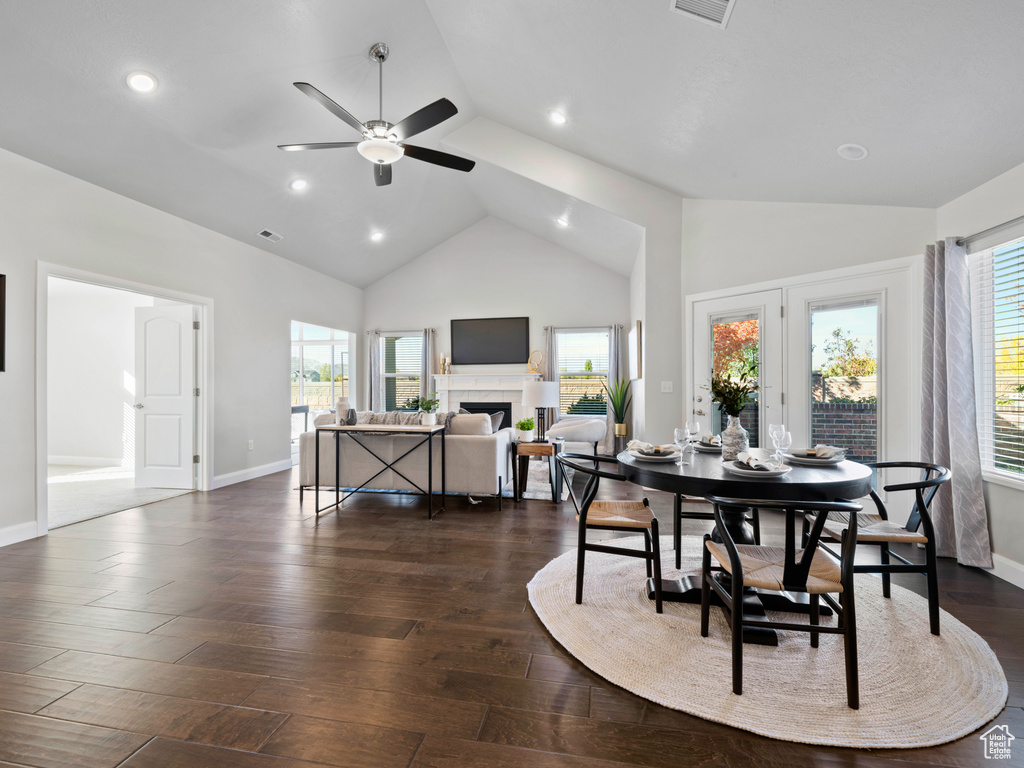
<box><xmin>278</xmin><ymin>42</ymin><xmax>475</xmax><ymax>187</ymax></box>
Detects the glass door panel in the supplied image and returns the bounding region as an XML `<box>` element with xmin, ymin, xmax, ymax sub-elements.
<box><xmin>690</xmin><ymin>290</ymin><xmax>783</xmax><ymax>446</ymax></box>
<box><xmin>810</xmin><ymin>298</ymin><xmax>879</xmax><ymax>462</ymax></box>
<box><xmin>711</xmin><ymin>313</ymin><xmax>761</xmax><ymax>446</ymax></box>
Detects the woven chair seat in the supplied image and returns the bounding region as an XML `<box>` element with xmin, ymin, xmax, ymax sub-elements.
<box><xmin>705</xmin><ymin>541</ymin><xmax>843</xmax><ymax>594</ymax></box>
<box><xmin>580</xmin><ymin>500</ymin><xmax>654</xmax><ymax>529</ymax></box>
<box><xmin>813</xmin><ymin>511</ymin><xmax>928</xmax><ymax>544</ymax></box>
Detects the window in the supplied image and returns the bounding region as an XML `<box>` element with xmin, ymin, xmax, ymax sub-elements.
<box><xmin>291</xmin><ymin>322</ymin><xmax>352</xmax><ymax>439</ymax></box>
<box><xmin>971</xmin><ymin>238</ymin><xmax>1024</xmax><ymax>479</ymax></box>
<box><xmin>554</xmin><ymin>328</ymin><xmax>609</xmax><ymax>416</ymax></box>
<box><xmin>382</xmin><ymin>333</ymin><xmax>422</xmax><ymax>411</ymax></box>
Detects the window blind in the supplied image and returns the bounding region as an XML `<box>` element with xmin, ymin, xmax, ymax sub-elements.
<box><xmin>383</xmin><ymin>334</ymin><xmax>422</xmax><ymax>410</ymax></box>
<box><xmin>555</xmin><ymin>329</ymin><xmax>609</xmax><ymax>416</ymax></box>
<box><xmin>970</xmin><ymin>238</ymin><xmax>1024</xmax><ymax>477</ymax></box>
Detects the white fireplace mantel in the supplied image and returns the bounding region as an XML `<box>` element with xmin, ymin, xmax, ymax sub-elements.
<box><xmin>432</xmin><ymin>373</ymin><xmax>541</xmax><ymax>420</ymax></box>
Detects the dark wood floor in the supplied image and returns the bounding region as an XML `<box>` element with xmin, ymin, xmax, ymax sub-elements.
<box><xmin>0</xmin><ymin>467</ymin><xmax>1020</xmax><ymax>768</ymax></box>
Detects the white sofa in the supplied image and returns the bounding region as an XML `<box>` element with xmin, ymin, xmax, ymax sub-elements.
<box><xmin>299</xmin><ymin>412</ymin><xmax>513</xmax><ymax>505</ymax></box>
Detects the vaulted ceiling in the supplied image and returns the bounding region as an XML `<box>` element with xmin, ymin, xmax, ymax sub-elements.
<box><xmin>2</xmin><ymin>1</ymin><xmax>1023</xmax><ymax>287</ymax></box>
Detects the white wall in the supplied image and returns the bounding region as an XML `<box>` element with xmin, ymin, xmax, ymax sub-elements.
<box><xmin>0</xmin><ymin>147</ymin><xmax>363</xmax><ymax>543</ymax></box>
<box><xmin>446</xmin><ymin>119</ymin><xmax>682</xmax><ymax>442</ymax></box>
<box><xmin>47</xmin><ymin>279</ymin><xmax>154</xmax><ymax>465</ymax></box>
<box><xmin>680</xmin><ymin>199</ymin><xmax>936</xmax><ymax>297</ymax></box>
<box><xmin>938</xmin><ymin>160</ymin><xmax>1024</xmax><ymax>580</ymax></box>
<box><xmin>363</xmin><ymin>216</ymin><xmax>630</xmax><ymax>373</ymax></box>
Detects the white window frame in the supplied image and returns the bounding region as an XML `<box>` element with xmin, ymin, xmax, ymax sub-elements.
<box><xmin>553</xmin><ymin>326</ymin><xmax>611</xmax><ymax>418</ymax></box>
<box><xmin>292</xmin><ymin>322</ymin><xmax>353</xmax><ymax>409</ymax></box>
<box><xmin>970</xmin><ymin>236</ymin><xmax>1024</xmax><ymax>491</ymax></box>
<box><xmin>380</xmin><ymin>331</ymin><xmax>423</xmax><ymax>412</ymax></box>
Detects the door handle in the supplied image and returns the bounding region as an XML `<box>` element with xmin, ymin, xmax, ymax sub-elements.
<box><xmin>693</xmin><ymin>409</ymin><xmax>706</xmax><ymax>416</ymax></box>
<box><xmin>134</xmin><ymin>403</ymin><xmax>144</xmax><ymax>409</ymax></box>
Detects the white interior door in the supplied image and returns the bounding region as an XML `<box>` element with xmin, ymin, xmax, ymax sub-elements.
<box><xmin>689</xmin><ymin>290</ymin><xmax>783</xmax><ymax>446</ymax></box>
<box><xmin>134</xmin><ymin>305</ymin><xmax>195</xmax><ymax>488</ymax></box>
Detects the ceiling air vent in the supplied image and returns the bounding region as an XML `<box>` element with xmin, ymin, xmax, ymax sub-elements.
<box><xmin>670</xmin><ymin>0</ymin><xmax>735</xmax><ymax>29</ymax></box>
<box><xmin>257</xmin><ymin>229</ymin><xmax>283</xmax><ymax>243</ymax></box>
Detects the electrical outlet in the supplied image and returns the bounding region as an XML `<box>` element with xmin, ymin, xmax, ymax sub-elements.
<box><xmin>661</xmin><ymin>381</ymin><xmax>673</xmax><ymax>393</ymax></box>
<box><xmin>247</xmin><ymin>440</ymin><xmax>254</xmax><ymax>451</ymax></box>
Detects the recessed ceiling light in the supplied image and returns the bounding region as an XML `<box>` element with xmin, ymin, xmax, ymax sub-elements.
<box><xmin>556</xmin><ymin>217</ymin><xmax>569</xmax><ymax>228</ymax></box>
<box><xmin>371</xmin><ymin>231</ymin><xmax>384</xmax><ymax>242</ymax></box>
<box><xmin>837</xmin><ymin>143</ymin><xmax>868</xmax><ymax>161</ymax></box>
<box><xmin>288</xmin><ymin>178</ymin><xmax>308</xmax><ymax>191</ymax></box>
<box><xmin>126</xmin><ymin>71</ymin><xmax>157</xmax><ymax>93</ymax></box>
<box><xmin>549</xmin><ymin>111</ymin><xmax>567</xmax><ymax>125</ymax></box>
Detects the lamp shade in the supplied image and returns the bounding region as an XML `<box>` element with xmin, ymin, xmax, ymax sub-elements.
<box><xmin>522</xmin><ymin>381</ymin><xmax>560</xmax><ymax>409</ymax></box>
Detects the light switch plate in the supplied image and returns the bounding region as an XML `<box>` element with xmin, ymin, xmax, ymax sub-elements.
<box><xmin>661</xmin><ymin>381</ymin><xmax>673</xmax><ymax>393</ymax></box>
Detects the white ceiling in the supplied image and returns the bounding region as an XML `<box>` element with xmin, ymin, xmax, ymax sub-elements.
<box><xmin>3</xmin><ymin>1</ymin><xmax>1023</xmax><ymax>286</ymax></box>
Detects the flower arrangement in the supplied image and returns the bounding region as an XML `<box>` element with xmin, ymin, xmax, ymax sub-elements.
<box><xmin>708</xmin><ymin>371</ymin><xmax>759</xmax><ymax>417</ymax></box>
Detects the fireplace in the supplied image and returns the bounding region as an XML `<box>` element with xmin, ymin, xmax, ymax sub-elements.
<box><xmin>460</xmin><ymin>401</ymin><xmax>513</xmax><ymax>430</ymax></box>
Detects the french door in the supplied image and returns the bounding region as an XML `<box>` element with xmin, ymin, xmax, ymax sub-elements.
<box><xmin>689</xmin><ymin>267</ymin><xmax>916</xmax><ymax>475</ymax></box>
<box><xmin>690</xmin><ymin>290</ymin><xmax>783</xmax><ymax>447</ymax></box>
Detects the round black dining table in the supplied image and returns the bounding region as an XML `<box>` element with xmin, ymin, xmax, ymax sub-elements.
<box><xmin>617</xmin><ymin>447</ymin><xmax>874</xmax><ymax>644</ymax></box>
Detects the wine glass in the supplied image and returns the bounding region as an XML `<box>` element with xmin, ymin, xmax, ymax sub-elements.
<box><xmin>674</xmin><ymin>428</ymin><xmax>688</xmax><ymax>465</ymax></box>
<box><xmin>768</xmin><ymin>423</ymin><xmax>786</xmax><ymax>463</ymax></box>
<box><xmin>684</xmin><ymin>420</ymin><xmax>700</xmax><ymax>456</ymax></box>
<box><xmin>775</xmin><ymin>430</ymin><xmax>793</xmax><ymax>467</ymax></box>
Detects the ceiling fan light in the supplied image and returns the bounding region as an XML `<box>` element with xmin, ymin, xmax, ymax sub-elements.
<box><xmin>357</xmin><ymin>138</ymin><xmax>404</xmax><ymax>164</ymax></box>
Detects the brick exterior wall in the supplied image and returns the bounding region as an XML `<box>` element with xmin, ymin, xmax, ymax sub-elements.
<box><xmin>812</xmin><ymin>402</ymin><xmax>877</xmax><ymax>463</ymax></box>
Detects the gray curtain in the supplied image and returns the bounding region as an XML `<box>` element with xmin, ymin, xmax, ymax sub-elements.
<box><xmin>922</xmin><ymin>238</ymin><xmax>992</xmax><ymax>567</ymax></box>
<box><xmin>366</xmin><ymin>330</ymin><xmax>383</xmax><ymax>412</ymax></box>
<box><xmin>420</xmin><ymin>328</ymin><xmax>436</xmax><ymax>399</ymax></box>
<box><xmin>604</xmin><ymin>324</ymin><xmax>623</xmax><ymax>452</ymax></box>
<box><xmin>543</xmin><ymin>326</ymin><xmax>558</xmax><ymax>425</ymax></box>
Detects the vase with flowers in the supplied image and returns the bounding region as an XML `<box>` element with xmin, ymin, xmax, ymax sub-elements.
<box><xmin>707</xmin><ymin>370</ymin><xmax>760</xmax><ymax>460</ymax></box>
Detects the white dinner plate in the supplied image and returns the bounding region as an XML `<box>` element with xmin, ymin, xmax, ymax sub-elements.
<box><xmin>722</xmin><ymin>461</ymin><xmax>792</xmax><ymax>478</ymax></box>
<box><xmin>695</xmin><ymin>442</ymin><xmax>722</xmax><ymax>453</ymax></box>
<box><xmin>785</xmin><ymin>451</ymin><xmax>845</xmax><ymax>466</ymax></box>
<box><xmin>627</xmin><ymin>449</ymin><xmax>680</xmax><ymax>463</ymax></box>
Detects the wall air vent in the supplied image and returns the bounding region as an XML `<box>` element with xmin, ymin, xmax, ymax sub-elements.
<box><xmin>257</xmin><ymin>229</ymin><xmax>283</xmax><ymax>243</ymax></box>
<box><xmin>670</xmin><ymin>0</ymin><xmax>735</xmax><ymax>29</ymax></box>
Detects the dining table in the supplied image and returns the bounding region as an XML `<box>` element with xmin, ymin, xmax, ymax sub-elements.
<box><xmin>617</xmin><ymin>446</ymin><xmax>873</xmax><ymax>645</ymax></box>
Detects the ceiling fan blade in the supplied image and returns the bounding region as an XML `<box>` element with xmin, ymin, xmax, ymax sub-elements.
<box><xmin>277</xmin><ymin>142</ymin><xmax>360</xmax><ymax>151</ymax></box>
<box><xmin>401</xmin><ymin>144</ymin><xmax>475</xmax><ymax>172</ymax></box>
<box><xmin>293</xmin><ymin>82</ymin><xmax>367</xmax><ymax>135</ymax></box>
<box><xmin>374</xmin><ymin>163</ymin><xmax>393</xmax><ymax>187</ymax></box>
<box><xmin>389</xmin><ymin>98</ymin><xmax>458</xmax><ymax>141</ymax></box>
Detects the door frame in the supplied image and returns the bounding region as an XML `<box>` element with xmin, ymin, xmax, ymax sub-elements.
<box><xmin>35</xmin><ymin>262</ymin><xmax>214</xmax><ymax>536</ymax></box>
<box><xmin>684</xmin><ymin>256</ymin><xmax>922</xmax><ymax>465</ymax></box>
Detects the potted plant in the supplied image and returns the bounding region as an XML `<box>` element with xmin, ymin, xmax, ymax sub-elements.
<box><xmin>603</xmin><ymin>378</ymin><xmax>632</xmax><ymax>445</ymax></box>
<box><xmin>706</xmin><ymin>370</ymin><xmax>760</xmax><ymax>459</ymax></box>
<box><xmin>405</xmin><ymin>393</ymin><xmax>440</xmax><ymax>425</ymax></box>
<box><xmin>515</xmin><ymin>417</ymin><xmax>536</xmax><ymax>443</ymax></box>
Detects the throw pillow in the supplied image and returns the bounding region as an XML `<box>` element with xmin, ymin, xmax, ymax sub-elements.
<box><xmin>488</xmin><ymin>413</ymin><xmax>504</xmax><ymax>433</ymax></box>
<box><xmin>448</xmin><ymin>413</ymin><xmax>492</xmax><ymax>436</ymax></box>
<box><xmin>436</xmin><ymin>410</ymin><xmax>458</xmax><ymax>434</ymax></box>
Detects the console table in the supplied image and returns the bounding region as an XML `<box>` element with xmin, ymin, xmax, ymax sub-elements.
<box><xmin>314</xmin><ymin>423</ymin><xmax>446</xmax><ymax>520</ymax></box>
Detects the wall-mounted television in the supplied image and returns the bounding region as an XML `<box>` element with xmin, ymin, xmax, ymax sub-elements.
<box><xmin>450</xmin><ymin>316</ymin><xmax>529</xmax><ymax>365</ymax></box>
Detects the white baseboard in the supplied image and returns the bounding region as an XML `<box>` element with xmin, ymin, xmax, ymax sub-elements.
<box><xmin>212</xmin><ymin>459</ymin><xmax>294</xmax><ymax>490</ymax></box>
<box><xmin>0</xmin><ymin>521</ymin><xmax>44</xmax><ymax>548</ymax></box>
<box><xmin>47</xmin><ymin>455</ymin><xmax>124</xmax><ymax>467</ymax></box>
<box><xmin>991</xmin><ymin>553</ymin><xmax>1024</xmax><ymax>590</ymax></box>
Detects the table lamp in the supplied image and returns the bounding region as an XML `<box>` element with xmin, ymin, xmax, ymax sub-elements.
<box><xmin>522</xmin><ymin>381</ymin><xmax>560</xmax><ymax>440</ymax></box>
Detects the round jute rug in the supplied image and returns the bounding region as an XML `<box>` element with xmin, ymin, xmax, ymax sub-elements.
<box><xmin>527</xmin><ymin>535</ymin><xmax>1007</xmax><ymax>749</ymax></box>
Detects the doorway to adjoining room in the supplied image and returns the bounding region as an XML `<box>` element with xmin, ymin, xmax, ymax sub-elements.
<box><xmin>46</xmin><ymin>277</ymin><xmax>197</xmax><ymax>528</ymax></box>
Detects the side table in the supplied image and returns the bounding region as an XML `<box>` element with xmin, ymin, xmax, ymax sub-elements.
<box><xmin>512</xmin><ymin>440</ymin><xmax>563</xmax><ymax>503</ymax></box>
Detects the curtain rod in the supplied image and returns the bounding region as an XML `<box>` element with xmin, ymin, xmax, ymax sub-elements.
<box><xmin>957</xmin><ymin>212</ymin><xmax>1024</xmax><ymax>248</ymax></box>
